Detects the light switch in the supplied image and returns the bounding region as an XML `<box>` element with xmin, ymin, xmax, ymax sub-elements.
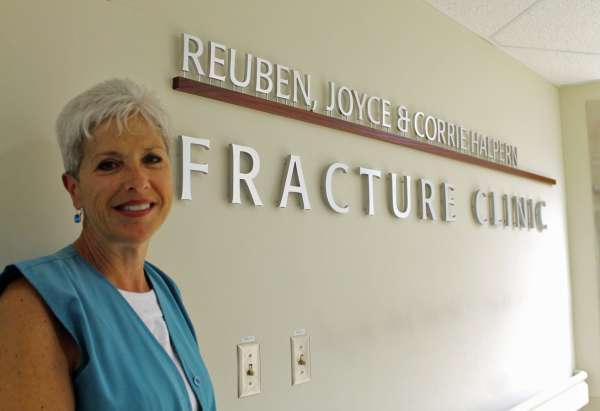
<box><xmin>237</xmin><ymin>342</ymin><xmax>261</xmax><ymax>398</ymax></box>
<box><xmin>290</xmin><ymin>335</ymin><xmax>311</xmax><ymax>385</ymax></box>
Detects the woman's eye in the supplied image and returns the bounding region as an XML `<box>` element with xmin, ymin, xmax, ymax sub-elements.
<box><xmin>96</xmin><ymin>160</ymin><xmax>119</xmax><ymax>171</ymax></box>
<box><xmin>144</xmin><ymin>154</ymin><xmax>162</xmax><ymax>164</ymax></box>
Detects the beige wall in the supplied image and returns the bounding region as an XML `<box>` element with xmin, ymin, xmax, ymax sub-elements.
<box><xmin>0</xmin><ymin>1</ymin><xmax>575</xmax><ymax>410</ymax></box>
<box><xmin>560</xmin><ymin>83</ymin><xmax>600</xmax><ymax>410</ymax></box>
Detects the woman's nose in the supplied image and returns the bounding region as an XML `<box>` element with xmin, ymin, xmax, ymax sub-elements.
<box><xmin>124</xmin><ymin>164</ymin><xmax>150</xmax><ymax>191</ymax></box>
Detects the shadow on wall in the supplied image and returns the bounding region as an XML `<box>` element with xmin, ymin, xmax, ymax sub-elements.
<box><xmin>587</xmin><ymin>101</ymin><xmax>600</xmax><ymax>237</ymax></box>
<box><xmin>0</xmin><ymin>138</ymin><xmax>75</xmax><ymax>266</ymax></box>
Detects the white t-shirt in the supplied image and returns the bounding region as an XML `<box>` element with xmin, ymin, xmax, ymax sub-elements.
<box><xmin>118</xmin><ymin>287</ymin><xmax>198</xmax><ymax>411</ymax></box>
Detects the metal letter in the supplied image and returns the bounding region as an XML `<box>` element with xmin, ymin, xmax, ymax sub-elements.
<box><xmin>502</xmin><ymin>194</ymin><xmax>512</xmax><ymax>227</ymax></box>
<box><xmin>352</xmin><ymin>90</ymin><xmax>367</xmax><ymax>121</ymax></box>
<box><xmin>535</xmin><ymin>201</ymin><xmax>548</xmax><ymax>231</ymax></box>
<box><xmin>471</xmin><ymin>132</ymin><xmax>480</xmax><ymax>155</ymax></box>
<box><xmin>511</xmin><ymin>196</ymin><xmax>519</xmax><ymax>227</ymax></box>
<box><xmin>276</xmin><ymin>64</ymin><xmax>291</xmax><ymax>100</ymax></box>
<box><xmin>480</xmin><ymin>136</ymin><xmax>488</xmax><ymax>157</ymax></box>
<box><xmin>396</xmin><ymin>106</ymin><xmax>410</xmax><ymax>134</ymax></box>
<box><xmin>390</xmin><ymin>173</ymin><xmax>411</xmax><ymax>219</ymax></box>
<box><xmin>527</xmin><ymin>199</ymin><xmax>535</xmax><ymax>229</ymax></box>
<box><xmin>337</xmin><ymin>86</ymin><xmax>353</xmax><ymax>117</ymax></box>
<box><xmin>367</xmin><ymin>96</ymin><xmax>381</xmax><ymax>125</ymax></box>
<box><xmin>460</xmin><ymin>127</ymin><xmax>468</xmax><ymax>151</ymax></box>
<box><xmin>417</xmin><ymin>179</ymin><xmax>436</xmax><ymax>220</ymax></box>
<box><xmin>325</xmin><ymin>81</ymin><xmax>336</xmax><ymax>113</ymax></box>
<box><xmin>182</xmin><ymin>33</ymin><xmax>205</xmax><ymax>76</ymax></box>
<box><xmin>492</xmin><ymin>139</ymin><xmax>500</xmax><ymax>161</ymax></box>
<box><xmin>208</xmin><ymin>41</ymin><xmax>227</xmax><ymax>81</ymax></box>
<box><xmin>513</xmin><ymin>196</ymin><xmax>527</xmax><ymax>228</ymax></box>
<box><xmin>381</xmin><ymin>99</ymin><xmax>392</xmax><ymax>129</ymax></box>
<box><xmin>255</xmin><ymin>57</ymin><xmax>273</xmax><ymax>94</ymax></box>
<box><xmin>324</xmin><ymin>163</ymin><xmax>350</xmax><ymax>214</ymax></box>
<box><xmin>441</xmin><ymin>182</ymin><xmax>456</xmax><ymax>222</ymax></box>
<box><xmin>506</xmin><ymin>145</ymin><xmax>513</xmax><ymax>167</ymax></box>
<box><xmin>279</xmin><ymin>155</ymin><xmax>311</xmax><ymax>210</ymax></box>
<box><xmin>293</xmin><ymin>71</ymin><xmax>312</xmax><ymax>106</ymax></box>
<box><xmin>231</xmin><ymin>144</ymin><xmax>263</xmax><ymax>206</ymax></box>
<box><xmin>413</xmin><ymin>112</ymin><xmax>425</xmax><ymax>138</ymax></box>
<box><xmin>511</xmin><ymin>146</ymin><xmax>518</xmax><ymax>168</ymax></box>
<box><xmin>228</xmin><ymin>48</ymin><xmax>253</xmax><ymax>88</ymax></box>
<box><xmin>447</xmin><ymin>123</ymin><xmax>456</xmax><ymax>147</ymax></box>
<box><xmin>181</xmin><ymin>135</ymin><xmax>210</xmax><ymax>200</ymax></box>
<box><xmin>471</xmin><ymin>190</ymin><xmax>487</xmax><ymax>224</ymax></box>
<box><xmin>499</xmin><ymin>143</ymin><xmax>507</xmax><ymax>163</ymax></box>
<box><xmin>436</xmin><ymin>118</ymin><xmax>447</xmax><ymax>144</ymax></box>
<box><xmin>488</xmin><ymin>192</ymin><xmax>501</xmax><ymax>226</ymax></box>
<box><xmin>359</xmin><ymin>167</ymin><xmax>382</xmax><ymax>216</ymax></box>
<box><xmin>424</xmin><ymin>116</ymin><xmax>437</xmax><ymax>142</ymax></box>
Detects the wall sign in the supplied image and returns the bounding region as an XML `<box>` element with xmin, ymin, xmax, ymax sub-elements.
<box><xmin>179</xmin><ymin>33</ymin><xmax>521</xmax><ymax>167</ymax></box>
<box><xmin>173</xmin><ymin>33</ymin><xmax>550</xmax><ymax>232</ymax></box>
<box><xmin>178</xmin><ymin>137</ymin><xmax>548</xmax><ymax>232</ymax></box>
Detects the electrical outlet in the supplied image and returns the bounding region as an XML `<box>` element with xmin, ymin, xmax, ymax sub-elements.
<box><xmin>290</xmin><ymin>335</ymin><xmax>311</xmax><ymax>385</ymax></box>
<box><xmin>237</xmin><ymin>342</ymin><xmax>261</xmax><ymax>398</ymax></box>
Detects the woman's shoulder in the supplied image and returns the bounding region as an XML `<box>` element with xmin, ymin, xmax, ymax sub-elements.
<box><xmin>1</xmin><ymin>275</ymin><xmax>56</xmax><ymax>330</ymax></box>
<box><xmin>1</xmin><ymin>245</ymin><xmax>77</xmax><ymax>296</ymax></box>
<box><xmin>1</xmin><ymin>248</ymin><xmax>89</xmax><ymax>375</ymax></box>
<box><xmin>1</xmin><ymin>272</ymin><xmax>38</xmax><ymax>300</ymax></box>
<box><xmin>12</xmin><ymin>244</ymin><xmax>77</xmax><ymax>271</ymax></box>
<box><xmin>0</xmin><ymin>273</ymin><xmax>81</xmax><ymax>373</ymax></box>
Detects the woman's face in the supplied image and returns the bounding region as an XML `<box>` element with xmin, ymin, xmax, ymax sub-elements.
<box><xmin>63</xmin><ymin>115</ymin><xmax>173</xmax><ymax>248</ymax></box>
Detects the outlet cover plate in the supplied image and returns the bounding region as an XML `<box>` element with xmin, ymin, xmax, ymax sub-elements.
<box><xmin>237</xmin><ymin>342</ymin><xmax>261</xmax><ymax>398</ymax></box>
<box><xmin>291</xmin><ymin>335</ymin><xmax>311</xmax><ymax>385</ymax></box>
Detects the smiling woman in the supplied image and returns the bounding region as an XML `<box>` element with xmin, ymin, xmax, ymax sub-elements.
<box><xmin>0</xmin><ymin>79</ymin><xmax>216</xmax><ymax>411</ymax></box>
<box><xmin>63</xmin><ymin>115</ymin><xmax>173</xmax><ymax>252</ymax></box>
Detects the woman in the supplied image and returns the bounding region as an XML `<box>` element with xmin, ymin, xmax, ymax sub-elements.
<box><xmin>0</xmin><ymin>79</ymin><xmax>216</xmax><ymax>411</ymax></box>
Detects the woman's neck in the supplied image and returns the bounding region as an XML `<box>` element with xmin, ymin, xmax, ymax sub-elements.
<box><xmin>73</xmin><ymin>230</ymin><xmax>151</xmax><ymax>292</ymax></box>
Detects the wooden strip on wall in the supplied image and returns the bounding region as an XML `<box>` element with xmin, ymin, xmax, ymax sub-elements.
<box><xmin>172</xmin><ymin>76</ymin><xmax>556</xmax><ymax>185</ymax></box>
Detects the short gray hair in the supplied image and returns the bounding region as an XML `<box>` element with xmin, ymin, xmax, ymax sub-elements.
<box><xmin>56</xmin><ymin>78</ymin><xmax>170</xmax><ymax>175</ymax></box>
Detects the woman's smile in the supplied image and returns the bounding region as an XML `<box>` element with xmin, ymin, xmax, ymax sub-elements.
<box><xmin>112</xmin><ymin>200</ymin><xmax>156</xmax><ymax>217</ymax></box>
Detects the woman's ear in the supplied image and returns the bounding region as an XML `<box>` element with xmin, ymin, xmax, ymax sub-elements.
<box><xmin>62</xmin><ymin>172</ymin><xmax>81</xmax><ymax>209</ymax></box>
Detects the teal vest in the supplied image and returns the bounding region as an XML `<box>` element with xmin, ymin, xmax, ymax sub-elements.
<box><xmin>0</xmin><ymin>244</ymin><xmax>216</xmax><ymax>411</ymax></box>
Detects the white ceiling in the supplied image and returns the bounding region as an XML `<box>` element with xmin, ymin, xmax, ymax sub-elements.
<box><xmin>425</xmin><ymin>0</ymin><xmax>600</xmax><ymax>86</ymax></box>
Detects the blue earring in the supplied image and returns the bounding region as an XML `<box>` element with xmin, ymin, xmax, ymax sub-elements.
<box><xmin>74</xmin><ymin>209</ymin><xmax>82</xmax><ymax>223</ymax></box>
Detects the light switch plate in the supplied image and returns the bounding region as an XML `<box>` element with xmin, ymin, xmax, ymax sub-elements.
<box><xmin>237</xmin><ymin>342</ymin><xmax>261</xmax><ymax>398</ymax></box>
<box><xmin>290</xmin><ymin>335</ymin><xmax>311</xmax><ymax>385</ymax></box>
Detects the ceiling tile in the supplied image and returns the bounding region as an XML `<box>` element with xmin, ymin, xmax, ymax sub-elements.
<box><xmin>493</xmin><ymin>0</ymin><xmax>600</xmax><ymax>53</ymax></box>
<box><xmin>501</xmin><ymin>46</ymin><xmax>600</xmax><ymax>85</ymax></box>
<box><xmin>426</xmin><ymin>0</ymin><xmax>538</xmax><ymax>37</ymax></box>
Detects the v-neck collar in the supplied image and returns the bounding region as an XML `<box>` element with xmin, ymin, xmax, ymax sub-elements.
<box><xmin>63</xmin><ymin>243</ymin><xmax>195</xmax><ymax>411</ymax></box>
